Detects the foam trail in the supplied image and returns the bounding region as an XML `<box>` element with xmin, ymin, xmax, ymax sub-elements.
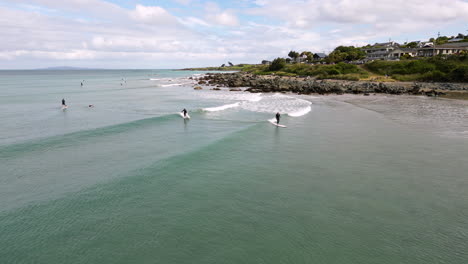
<box><xmin>149</xmin><ymin>78</ymin><xmax>161</xmax><ymax>81</ymax></box>
<box><xmin>161</xmin><ymin>83</ymin><xmax>191</xmax><ymax>87</ymax></box>
<box><xmin>248</xmin><ymin>93</ymin><xmax>262</xmax><ymax>102</ymax></box>
<box><xmin>203</xmin><ymin>102</ymin><xmax>240</xmax><ymax>112</ymax></box>
<box><xmin>288</xmin><ymin>105</ymin><xmax>312</xmax><ymax>117</ymax></box>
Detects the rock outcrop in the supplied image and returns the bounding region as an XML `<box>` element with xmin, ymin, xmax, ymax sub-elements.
<box><xmin>198</xmin><ymin>72</ymin><xmax>467</xmax><ymax>96</ymax></box>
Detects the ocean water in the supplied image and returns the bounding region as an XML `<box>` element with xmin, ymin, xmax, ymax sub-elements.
<box><xmin>1</xmin><ymin>70</ymin><xmax>467</xmax><ymax>264</ymax></box>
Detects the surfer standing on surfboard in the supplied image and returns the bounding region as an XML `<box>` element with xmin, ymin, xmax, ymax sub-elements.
<box><xmin>276</xmin><ymin>112</ymin><xmax>280</xmax><ymax>124</ymax></box>
<box><xmin>181</xmin><ymin>108</ymin><xmax>188</xmax><ymax>117</ymax></box>
<box><xmin>62</xmin><ymin>98</ymin><xmax>66</xmax><ymax>106</ymax></box>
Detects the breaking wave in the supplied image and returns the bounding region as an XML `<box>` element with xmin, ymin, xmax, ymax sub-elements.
<box><xmin>240</xmin><ymin>93</ymin><xmax>312</xmax><ymax>117</ymax></box>
<box><xmin>203</xmin><ymin>102</ymin><xmax>240</xmax><ymax>112</ymax></box>
<box><xmin>288</xmin><ymin>105</ymin><xmax>312</xmax><ymax>117</ymax></box>
<box><xmin>197</xmin><ymin>91</ymin><xmax>313</xmax><ymax>117</ymax></box>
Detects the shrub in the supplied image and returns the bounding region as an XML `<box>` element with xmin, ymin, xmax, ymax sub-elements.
<box><xmin>326</xmin><ymin>68</ymin><xmax>341</xmax><ymax>75</ymax></box>
<box><xmin>419</xmin><ymin>70</ymin><xmax>448</xmax><ymax>82</ymax></box>
<box><xmin>449</xmin><ymin>66</ymin><xmax>468</xmax><ymax>82</ymax></box>
<box><xmin>269</xmin><ymin>58</ymin><xmax>286</xmax><ymax>71</ymax></box>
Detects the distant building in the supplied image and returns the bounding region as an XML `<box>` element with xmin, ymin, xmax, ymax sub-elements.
<box><xmin>422</xmin><ymin>42</ymin><xmax>434</xmax><ymax>47</ymax></box>
<box><xmin>405</xmin><ymin>41</ymin><xmax>423</xmax><ymax>48</ymax></box>
<box><xmin>296</xmin><ymin>54</ymin><xmax>308</xmax><ymax>63</ymax></box>
<box><xmin>313</xmin><ymin>53</ymin><xmax>327</xmax><ymax>61</ymax></box>
<box><xmin>448</xmin><ymin>38</ymin><xmax>464</xmax><ymax>43</ymax></box>
<box><xmin>417</xmin><ymin>42</ymin><xmax>468</xmax><ymax>57</ymax></box>
<box><xmin>261</xmin><ymin>60</ymin><xmax>272</xmax><ymax>65</ymax></box>
<box><xmin>362</xmin><ymin>41</ymin><xmax>400</xmax><ymax>60</ymax></box>
<box><xmin>388</xmin><ymin>48</ymin><xmax>418</xmax><ymax>59</ymax></box>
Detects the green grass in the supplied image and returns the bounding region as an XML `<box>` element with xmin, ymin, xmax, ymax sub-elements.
<box><xmin>242</xmin><ymin>62</ymin><xmax>369</xmax><ymax>80</ymax></box>
<box><xmin>364</xmin><ymin>55</ymin><xmax>468</xmax><ymax>82</ymax></box>
<box><xmin>187</xmin><ymin>54</ymin><xmax>468</xmax><ymax>83</ymax></box>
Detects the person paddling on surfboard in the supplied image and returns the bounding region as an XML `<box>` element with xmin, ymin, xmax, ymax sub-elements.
<box><xmin>181</xmin><ymin>108</ymin><xmax>188</xmax><ymax>117</ymax></box>
<box><xmin>276</xmin><ymin>112</ymin><xmax>280</xmax><ymax>124</ymax></box>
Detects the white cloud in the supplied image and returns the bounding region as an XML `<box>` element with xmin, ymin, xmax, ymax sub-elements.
<box><xmin>207</xmin><ymin>11</ymin><xmax>239</xmax><ymax>26</ymax></box>
<box><xmin>178</xmin><ymin>16</ymin><xmax>211</xmax><ymax>27</ymax></box>
<box><xmin>249</xmin><ymin>0</ymin><xmax>468</xmax><ymax>28</ymax></box>
<box><xmin>204</xmin><ymin>2</ymin><xmax>239</xmax><ymax>27</ymax></box>
<box><xmin>0</xmin><ymin>0</ymin><xmax>467</xmax><ymax>68</ymax></box>
<box><xmin>129</xmin><ymin>4</ymin><xmax>178</xmax><ymax>25</ymax></box>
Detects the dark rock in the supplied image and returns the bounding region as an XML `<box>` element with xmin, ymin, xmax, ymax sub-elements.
<box><xmin>199</xmin><ymin>72</ymin><xmax>464</xmax><ymax>97</ymax></box>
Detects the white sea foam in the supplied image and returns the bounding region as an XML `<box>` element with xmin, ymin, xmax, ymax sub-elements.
<box><xmin>198</xmin><ymin>91</ymin><xmax>313</xmax><ymax>117</ymax></box>
<box><xmin>288</xmin><ymin>105</ymin><xmax>312</xmax><ymax>117</ymax></box>
<box><xmin>203</xmin><ymin>102</ymin><xmax>240</xmax><ymax>112</ymax></box>
<box><xmin>161</xmin><ymin>82</ymin><xmax>192</xmax><ymax>87</ymax></box>
<box><xmin>240</xmin><ymin>94</ymin><xmax>312</xmax><ymax>116</ymax></box>
<box><xmin>199</xmin><ymin>92</ymin><xmax>262</xmax><ymax>102</ymax></box>
<box><xmin>149</xmin><ymin>78</ymin><xmax>161</xmax><ymax>81</ymax></box>
<box><xmin>248</xmin><ymin>93</ymin><xmax>262</xmax><ymax>102</ymax></box>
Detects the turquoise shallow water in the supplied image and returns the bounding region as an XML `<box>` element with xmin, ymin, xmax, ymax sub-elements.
<box><xmin>1</xmin><ymin>70</ymin><xmax>468</xmax><ymax>263</ymax></box>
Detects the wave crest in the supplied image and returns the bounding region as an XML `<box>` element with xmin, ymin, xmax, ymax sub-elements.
<box><xmin>203</xmin><ymin>103</ymin><xmax>240</xmax><ymax>112</ymax></box>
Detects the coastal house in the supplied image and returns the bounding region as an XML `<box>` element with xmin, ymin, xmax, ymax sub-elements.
<box><xmin>388</xmin><ymin>48</ymin><xmax>418</xmax><ymax>59</ymax></box>
<box><xmin>417</xmin><ymin>42</ymin><xmax>468</xmax><ymax>57</ymax></box>
<box><xmin>405</xmin><ymin>41</ymin><xmax>424</xmax><ymax>48</ymax></box>
<box><xmin>362</xmin><ymin>41</ymin><xmax>400</xmax><ymax>60</ymax></box>
<box><xmin>422</xmin><ymin>42</ymin><xmax>434</xmax><ymax>47</ymax></box>
<box><xmin>261</xmin><ymin>60</ymin><xmax>272</xmax><ymax>65</ymax></box>
<box><xmin>297</xmin><ymin>54</ymin><xmax>308</xmax><ymax>63</ymax></box>
<box><xmin>448</xmin><ymin>38</ymin><xmax>464</xmax><ymax>43</ymax></box>
<box><xmin>313</xmin><ymin>53</ymin><xmax>327</xmax><ymax>61</ymax></box>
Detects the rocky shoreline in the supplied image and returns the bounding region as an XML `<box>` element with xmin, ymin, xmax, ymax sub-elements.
<box><xmin>193</xmin><ymin>72</ymin><xmax>468</xmax><ymax>98</ymax></box>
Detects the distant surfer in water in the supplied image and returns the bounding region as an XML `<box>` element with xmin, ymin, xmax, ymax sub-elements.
<box><xmin>181</xmin><ymin>108</ymin><xmax>188</xmax><ymax>117</ymax></box>
<box><xmin>276</xmin><ymin>112</ymin><xmax>280</xmax><ymax>124</ymax></box>
<box><xmin>62</xmin><ymin>98</ymin><xmax>66</xmax><ymax>106</ymax></box>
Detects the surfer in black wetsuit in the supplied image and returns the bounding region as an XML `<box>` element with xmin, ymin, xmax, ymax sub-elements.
<box><xmin>182</xmin><ymin>108</ymin><xmax>188</xmax><ymax>117</ymax></box>
<box><xmin>62</xmin><ymin>98</ymin><xmax>66</xmax><ymax>106</ymax></box>
<box><xmin>276</xmin><ymin>112</ymin><xmax>280</xmax><ymax>124</ymax></box>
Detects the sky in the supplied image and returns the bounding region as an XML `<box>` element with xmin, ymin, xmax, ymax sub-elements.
<box><xmin>0</xmin><ymin>0</ymin><xmax>467</xmax><ymax>69</ymax></box>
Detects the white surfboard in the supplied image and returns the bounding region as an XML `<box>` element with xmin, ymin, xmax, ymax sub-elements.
<box><xmin>269</xmin><ymin>119</ymin><xmax>286</xmax><ymax>128</ymax></box>
<box><xmin>62</xmin><ymin>105</ymin><xmax>68</xmax><ymax>110</ymax></box>
<box><xmin>179</xmin><ymin>112</ymin><xmax>190</xmax><ymax>119</ymax></box>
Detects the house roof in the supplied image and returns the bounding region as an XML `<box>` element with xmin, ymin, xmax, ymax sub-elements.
<box><xmin>367</xmin><ymin>50</ymin><xmax>391</xmax><ymax>55</ymax></box>
<box><xmin>419</xmin><ymin>42</ymin><xmax>468</xmax><ymax>49</ymax></box>
<box><xmin>395</xmin><ymin>48</ymin><xmax>418</xmax><ymax>52</ymax></box>
<box><xmin>437</xmin><ymin>42</ymin><xmax>468</xmax><ymax>48</ymax></box>
<box><xmin>373</xmin><ymin>41</ymin><xmax>398</xmax><ymax>47</ymax></box>
<box><xmin>314</xmin><ymin>53</ymin><xmax>327</xmax><ymax>58</ymax></box>
<box><xmin>448</xmin><ymin>38</ymin><xmax>463</xmax><ymax>42</ymax></box>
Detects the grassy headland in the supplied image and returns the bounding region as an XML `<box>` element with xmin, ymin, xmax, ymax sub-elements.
<box><xmin>364</xmin><ymin>56</ymin><xmax>468</xmax><ymax>82</ymax></box>
<box><xmin>185</xmin><ymin>55</ymin><xmax>467</xmax><ymax>83</ymax></box>
<box><xmin>241</xmin><ymin>62</ymin><xmax>370</xmax><ymax>81</ymax></box>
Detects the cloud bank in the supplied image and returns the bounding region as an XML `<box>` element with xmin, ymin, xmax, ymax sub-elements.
<box><xmin>0</xmin><ymin>0</ymin><xmax>467</xmax><ymax>68</ymax></box>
